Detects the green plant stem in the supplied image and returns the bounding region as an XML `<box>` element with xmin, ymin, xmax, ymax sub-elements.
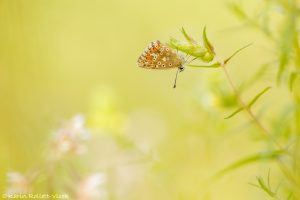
<box><xmin>220</xmin><ymin>61</ymin><xmax>298</xmax><ymax>186</ymax></box>
<box><xmin>221</xmin><ymin>64</ymin><xmax>273</xmax><ymax>139</ymax></box>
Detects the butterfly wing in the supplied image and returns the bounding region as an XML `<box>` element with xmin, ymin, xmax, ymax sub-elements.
<box><xmin>138</xmin><ymin>40</ymin><xmax>184</xmax><ymax>69</ymax></box>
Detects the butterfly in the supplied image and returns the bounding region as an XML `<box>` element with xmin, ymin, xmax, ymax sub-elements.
<box><xmin>137</xmin><ymin>40</ymin><xmax>185</xmax><ymax>88</ymax></box>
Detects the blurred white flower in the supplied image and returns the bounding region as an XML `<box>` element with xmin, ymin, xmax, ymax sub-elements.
<box><xmin>6</xmin><ymin>172</ymin><xmax>31</xmax><ymax>195</ymax></box>
<box><xmin>76</xmin><ymin>173</ymin><xmax>107</xmax><ymax>200</ymax></box>
<box><xmin>50</xmin><ymin>114</ymin><xmax>90</xmax><ymax>159</ymax></box>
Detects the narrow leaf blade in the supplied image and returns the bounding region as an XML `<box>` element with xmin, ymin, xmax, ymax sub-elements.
<box><xmin>225</xmin><ymin>86</ymin><xmax>271</xmax><ymax>119</ymax></box>
<box><xmin>248</xmin><ymin>86</ymin><xmax>271</xmax><ymax>108</ymax></box>
<box><xmin>224</xmin><ymin>43</ymin><xmax>253</xmax><ymax>64</ymax></box>
<box><xmin>256</xmin><ymin>177</ymin><xmax>275</xmax><ymax>197</ymax></box>
<box><xmin>227</xmin><ymin>3</ymin><xmax>248</xmax><ymax>20</ymax></box>
<box><xmin>203</xmin><ymin>26</ymin><xmax>215</xmax><ymax>55</ymax></box>
<box><xmin>289</xmin><ymin>72</ymin><xmax>299</xmax><ymax>91</ymax></box>
<box><xmin>212</xmin><ymin>150</ymin><xmax>285</xmax><ymax>180</ymax></box>
<box><xmin>181</xmin><ymin>27</ymin><xmax>197</xmax><ymax>45</ymax></box>
<box><xmin>224</xmin><ymin>107</ymin><xmax>243</xmax><ymax>119</ymax></box>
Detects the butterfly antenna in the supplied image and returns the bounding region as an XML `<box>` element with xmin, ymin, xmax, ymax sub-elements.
<box><xmin>186</xmin><ymin>55</ymin><xmax>192</xmax><ymax>63</ymax></box>
<box><xmin>173</xmin><ymin>68</ymin><xmax>181</xmax><ymax>88</ymax></box>
<box><xmin>188</xmin><ymin>57</ymin><xmax>198</xmax><ymax>64</ymax></box>
<box><xmin>183</xmin><ymin>53</ymin><xmax>192</xmax><ymax>64</ymax></box>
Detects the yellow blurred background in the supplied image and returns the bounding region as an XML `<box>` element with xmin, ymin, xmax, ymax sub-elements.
<box><xmin>0</xmin><ymin>0</ymin><xmax>293</xmax><ymax>199</ymax></box>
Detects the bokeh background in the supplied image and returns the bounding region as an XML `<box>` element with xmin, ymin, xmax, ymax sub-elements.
<box><xmin>0</xmin><ymin>0</ymin><xmax>298</xmax><ymax>199</ymax></box>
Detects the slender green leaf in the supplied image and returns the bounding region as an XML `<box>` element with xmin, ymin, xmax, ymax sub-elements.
<box><xmin>224</xmin><ymin>107</ymin><xmax>243</xmax><ymax>119</ymax></box>
<box><xmin>212</xmin><ymin>150</ymin><xmax>285</xmax><ymax>179</ymax></box>
<box><xmin>289</xmin><ymin>72</ymin><xmax>299</xmax><ymax>91</ymax></box>
<box><xmin>277</xmin><ymin>13</ymin><xmax>296</xmax><ymax>84</ymax></box>
<box><xmin>188</xmin><ymin>62</ymin><xmax>221</xmax><ymax>68</ymax></box>
<box><xmin>224</xmin><ymin>43</ymin><xmax>253</xmax><ymax>64</ymax></box>
<box><xmin>248</xmin><ymin>86</ymin><xmax>271</xmax><ymax>108</ymax></box>
<box><xmin>256</xmin><ymin>176</ymin><xmax>275</xmax><ymax>197</ymax></box>
<box><xmin>202</xmin><ymin>26</ymin><xmax>215</xmax><ymax>55</ymax></box>
<box><xmin>227</xmin><ymin>3</ymin><xmax>248</xmax><ymax>20</ymax></box>
<box><xmin>225</xmin><ymin>86</ymin><xmax>271</xmax><ymax>119</ymax></box>
<box><xmin>181</xmin><ymin>27</ymin><xmax>197</xmax><ymax>45</ymax></box>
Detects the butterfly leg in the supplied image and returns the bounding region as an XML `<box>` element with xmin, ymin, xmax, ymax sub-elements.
<box><xmin>173</xmin><ymin>67</ymin><xmax>184</xmax><ymax>88</ymax></box>
<box><xmin>179</xmin><ymin>65</ymin><xmax>185</xmax><ymax>72</ymax></box>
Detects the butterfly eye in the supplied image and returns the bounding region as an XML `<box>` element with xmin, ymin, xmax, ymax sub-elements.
<box><xmin>162</xmin><ymin>64</ymin><xmax>165</xmax><ymax>67</ymax></box>
<box><xmin>169</xmin><ymin>63</ymin><xmax>172</xmax><ymax>66</ymax></box>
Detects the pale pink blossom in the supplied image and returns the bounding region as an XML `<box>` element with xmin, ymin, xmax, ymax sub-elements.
<box><xmin>50</xmin><ymin>115</ymin><xmax>90</xmax><ymax>159</ymax></box>
<box><xmin>76</xmin><ymin>173</ymin><xmax>107</xmax><ymax>200</ymax></box>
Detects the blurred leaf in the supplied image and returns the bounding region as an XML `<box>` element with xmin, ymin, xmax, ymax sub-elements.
<box><xmin>224</xmin><ymin>43</ymin><xmax>253</xmax><ymax>64</ymax></box>
<box><xmin>271</xmin><ymin>105</ymin><xmax>294</xmax><ymax>140</ymax></box>
<box><xmin>225</xmin><ymin>87</ymin><xmax>271</xmax><ymax>119</ymax></box>
<box><xmin>256</xmin><ymin>176</ymin><xmax>276</xmax><ymax>197</ymax></box>
<box><xmin>286</xmin><ymin>192</ymin><xmax>294</xmax><ymax>200</ymax></box>
<box><xmin>250</xmin><ymin>170</ymin><xmax>284</xmax><ymax>199</ymax></box>
<box><xmin>261</xmin><ymin>8</ymin><xmax>271</xmax><ymax>37</ymax></box>
<box><xmin>181</xmin><ymin>27</ymin><xmax>197</xmax><ymax>45</ymax></box>
<box><xmin>277</xmin><ymin>13</ymin><xmax>296</xmax><ymax>84</ymax></box>
<box><xmin>188</xmin><ymin>62</ymin><xmax>221</xmax><ymax>68</ymax></box>
<box><xmin>224</xmin><ymin>107</ymin><xmax>244</xmax><ymax>119</ymax></box>
<box><xmin>212</xmin><ymin>150</ymin><xmax>285</xmax><ymax>179</ymax></box>
<box><xmin>240</xmin><ymin>63</ymin><xmax>272</xmax><ymax>92</ymax></box>
<box><xmin>289</xmin><ymin>72</ymin><xmax>299</xmax><ymax>91</ymax></box>
<box><xmin>227</xmin><ymin>3</ymin><xmax>248</xmax><ymax>20</ymax></box>
<box><xmin>203</xmin><ymin>26</ymin><xmax>215</xmax><ymax>55</ymax></box>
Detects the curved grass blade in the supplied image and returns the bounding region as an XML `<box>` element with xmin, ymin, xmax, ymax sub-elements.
<box><xmin>203</xmin><ymin>26</ymin><xmax>215</xmax><ymax>55</ymax></box>
<box><xmin>224</xmin><ymin>43</ymin><xmax>253</xmax><ymax>64</ymax></box>
<box><xmin>256</xmin><ymin>176</ymin><xmax>276</xmax><ymax>197</ymax></box>
<box><xmin>225</xmin><ymin>86</ymin><xmax>271</xmax><ymax>119</ymax></box>
<box><xmin>212</xmin><ymin>150</ymin><xmax>285</xmax><ymax>180</ymax></box>
<box><xmin>181</xmin><ymin>27</ymin><xmax>197</xmax><ymax>45</ymax></box>
<box><xmin>248</xmin><ymin>86</ymin><xmax>271</xmax><ymax>107</ymax></box>
<box><xmin>277</xmin><ymin>14</ymin><xmax>296</xmax><ymax>84</ymax></box>
<box><xmin>289</xmin><ymin>72</ymin><xmax>299</xmax><ymax>91</ymax></box>
<box><xmin>224</xmin><ymin>107</ymin><xmax>243</xmax><ymax>119</ymax></box>
<box><xmin>227</xmin><ymin>3</ymin><xmax>248</xmax><ymax>20</ymax></box>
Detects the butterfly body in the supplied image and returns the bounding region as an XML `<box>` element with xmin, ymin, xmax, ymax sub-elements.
<box><xmin>137</xmin><ymin>40</ymin><xmax>185</xmax><ymax>70</ymax></box>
